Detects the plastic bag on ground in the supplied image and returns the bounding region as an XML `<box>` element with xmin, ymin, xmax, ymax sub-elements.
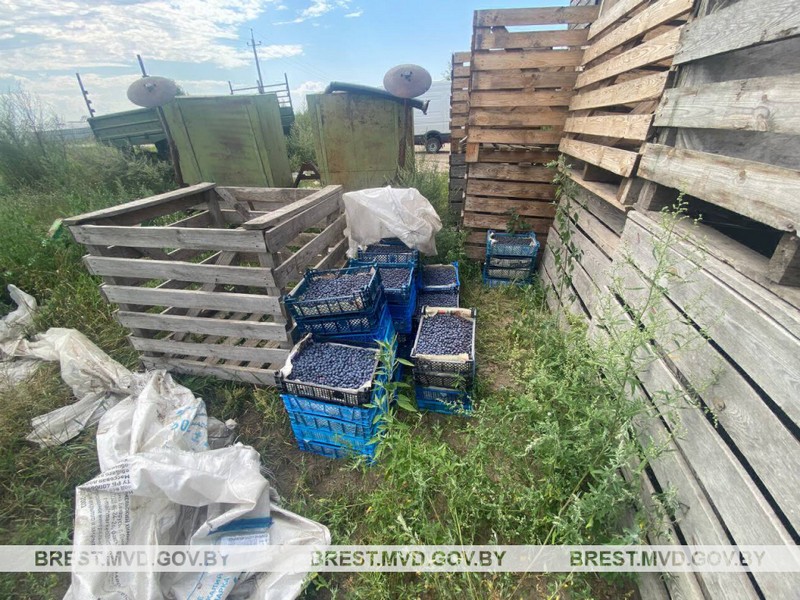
<box><xmin>343</xmin><ymin>186</ymin><xmax>442</xmax><ymax>257</ymax></box>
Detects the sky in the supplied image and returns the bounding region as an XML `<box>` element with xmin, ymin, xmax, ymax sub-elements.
<box><xmin>0</xmin><ymin>0</ymin><xmax>569</xmax><ymax>125</ymax></box>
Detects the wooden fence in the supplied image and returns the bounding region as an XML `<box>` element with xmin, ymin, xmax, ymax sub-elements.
<box><xmin>449</xmin><ymin>52</ymin><xmax>470</xmax><ymax>217</ymax></box>
<box><xmin>540</xmin><ymin>0</ymin><xmax>800</xmax><ymax>597</ymax></box>
<box><xmin>65</xmin><ymin>183</ymin><xmax>347</xmax><ymax>386</ymax></box>
<box><xmin>460</xmin><ymin>5</ymin><xmax>599</xmax><ymax>259</ymax></box>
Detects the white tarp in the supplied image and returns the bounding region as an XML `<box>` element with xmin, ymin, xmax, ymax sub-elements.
<box><xmin>343</xmin><ymin>186</ymin><xmax>442</xmax><ymax>257</ymax></box>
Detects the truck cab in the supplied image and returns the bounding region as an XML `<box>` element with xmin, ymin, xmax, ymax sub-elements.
<box><xmin>413</xmin><ymin>80</ymin><xmax>451</xmax><ymax>153</ymax></box>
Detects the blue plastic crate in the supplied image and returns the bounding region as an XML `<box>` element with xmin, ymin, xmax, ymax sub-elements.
<box><xmin>415</xmin><ymin>290</ymin><xmax>459</xmax><ymax>317</ymax></box>
<box><xmin>285</xmin><ymin>265</ymin><xmax>383</xmax><ymax>320</ymax></box>
<box><xmin>311</xmin><ymin>302</ymin><xmax>396</xmax><ymax>348</ymax></box>
<box><xmin>281</xmin><ymin>393</ymin><xmax>388</xmax><ymax>426</ymax></box>
<box><xmin>296</xmin><ymin>438</ymin><xmax>378</xmax><ymax>462</ymax></box>
<box><xmin>349</xmin><ymin>260</ymin><xmax>416</xmax><ymax>305</ymax></box>
<box><xmin>291</xmin><ymin>422</ymin><xmax>382</xmax><ymax>454</ymax></box>
<box><xmin>287</xmin><ymin>410</ymin><xmax>381</xmax><ymax>438</ymax></box>
<box><xmin>415</xmin><ymin>386</ymin><xmax>473</xmax><ymax>415</ymax></box>
<box><xmin>419</xmin><ymin>262</ymin><xmax>460</xmax><ymax>292</ymax></box>
<box><xmin>357</xmin><ymin>239</ymin><xmax>419</xmax><ymax>266</ymax></box>
<box><xmin>411</xmin><ymin>307</ymin><xmax>477</xmax><ymax>382</ymax></box>
<box><xmin>397</xmin><ymin>334</ymin><xmax>413</xmax><ymax>360</ymax></box>
<box><xmin>294</xmin><ymin>295</ymin><xmax>388</xmax><ymax>337</ymax></box>
<box><xmin>388</xmin><ymin>283</ymin><xmax>416</xmax><ymax>334</ymax></box>
<box><xmin>485</xmin><ymin>230</ymin><xmax>540</xmax><ymax>259</ymax></box>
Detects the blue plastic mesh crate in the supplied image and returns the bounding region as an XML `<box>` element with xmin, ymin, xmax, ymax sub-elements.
<box><xmin>349</xmin><ymin>260</ymin><xmax>416</xmax><ymax>305</ymax></box>
<box><xmin>291</xmin><ymin>422</ymin><xmax>381</xmax><ymax>454</ymax></box>
<box><xmin>357</xmin><ymin>239</ymin><xmax>419</xmax><ymax>266</ymax></box>
<box><xmin>415</xmin><ymin>386</ymin><xmax>473</xmax><ymax>415</ymax></box>
<box><xmin>287</xmin><ymin>410</ymin><xmax>380</xmax><ymax>438</ymax></box>
<box><xmin>415</xmin><ymin>290</ymin><xmax>459</xmax><ymax>317</ymax></box>
<box><xmin>485</xmin><ymin>230</ymin><xmax>540</xmax><ymax>259</ymax></box>
<box><xmin>419</xmin><ymin>262</ymin><xmax>460</xmax><ymax>292</ymax></box>
<box><xmin>388</xmin><ymin>283</ymin><xmax>416</xmax><ymax>335</ymax></box>
<box><xmin>281</xmin><ymin>393</ymin><xmax>387</xmax><ymax>426</ymax></box>
<box><xmin>294</xmin><ymin>294</ymin><xmax>388</xmax><ymax>337</ymax></box>
<box><xmin>285</xmin><ymin>265</ymin><xmax>383</xmax><ymax>320</ymax></box>
<box><xmin>411</xmin><ymin>307</ymin><xmax>476</xmax><ymax>380</ymax></box>
<box><xmin>311</xmin><ymin>302</ymin><xmax>396</xmax><ymax>348</ymax></box>
<box><xmin>296</xmin><ymin>438</ymin><xmax>378</xmax><ymax>462</ymax></box>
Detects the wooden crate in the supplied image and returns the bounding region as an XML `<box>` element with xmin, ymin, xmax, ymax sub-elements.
<box><xmin>449</xmin><ymin>51</ymin><xmax>470</xmax><ymax>217</ymax></box>
<box><xmin>462</xmin><ymin>5</ymin><xmax>599</xmax><ymax>259</ymax></box>
<box><xmin>559</xmin><ymin>0</ymin><xmax>692</xmax><ymax>204</ymax></box>
<box><xmin>65</xmin><ymin>183</ymin><xmax>347</xmax><ymax>386</ymax></box>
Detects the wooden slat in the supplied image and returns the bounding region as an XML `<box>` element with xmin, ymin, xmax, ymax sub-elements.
<box><xmin>654</xmin><ymin>75</ymin><xmax>800</xmax><ymax>135</ymax></box>
<box><xmin>313</xmin><ymin>237</ymin><xmax>347</xmax><ymax>271</ymax></box>
<box><xmin>584</xmin><ymin>0</ymin><xmax>692</xmax><ymax>63</ymax></box>
<box><xmin>474</xmin><ymin>6</ymin><xmax>599</xmax><ymax>27</ymax></box>
<box><xmin>71</xmin><ymin>225</ymin><xmax>266</xmax><ymax>253</ymax></box>
<box><xmin>218</xmin><ymin>186</ymin><xmax>312</xmax><ymax>204</ymax></box>
<box><xmin>638</xmin><ymin>143</ymin><xmax>800</xmax><ymax>231</ymax></box>
<box><xmin>63</xmin><ymin>182</ymin><xmax>215</xmax><ymax>226</ymax></box>
<box><xmin>559</xmin><ymin>138</ymin><xmax>639</xmax><ymax>177</ymax></box>
<box><xmin>168</xmin><ymin>211</ymin><xmax>211</xmax><ymax>228</ymax></box>
<box><xmin>768</xmin><ymin>233</ymin><xmax>800</xmax><ymax>286</ymax></box>
<box><xmin>273</xmin><ymin>214</ymin><xmax>347</xmax><ymax>288</ymax></box>
<box><xmin>142</xmin><ymin>356</ymin><xmax>277</xmax><ymax>385</ymax></box>
<box><xmin>452</xmin><ymin>51</ymin><xmax>471</xmax><ymax>63</ymax></box>
<box><xmin>117</xmin><ymin>311</ymin><xmax>288</xmax><ymax>341</ymax></box>
<box><xmin>102</xmin><ymin>285</ymin><xmax>282</xmax><ymax>315</ymax></box>
<box><xmin>263</xmin><ymin>192</ymin><xmax>341</xmax><ymax>252</ymax></box>
<box><xmin>576</xmin><ymin>27</ymin><xmax>681</xmax><ymax>88</ymax></box>
<box><xmin>466</xmin><ymin>179</ymin><xmax>555</xmax><ymax>200</ymax></box>
<box><xmin>464</xmin><ymin>196</ymin><xmax>556</xmax><ymax>218</ymax></box>
<box><xmin>468</xmin><ymin>163</ymin><xmax>553</xmax><ymax>182</ymax></box>
<box><xmin>84</xmin><ymin>255</ymin><xmax>276</xmax><ymax>287</ymax></box>
<box><xmin>470</xmin><ymin>70</ymin><xmax>579</xmax><ymax>91</ymax></box>
<box><xmin>674</xmin><ymin>0</ymin><xmax>800</xmax><ymax>64</ymax></box>
<box><xmin>452</xmin><ymin>90</ymin><xmax>469</xmax><ymax>103</ymax></box>
<box><xmin>131</xmin><ymin>336</ymin><xmax>289</xmax><ymax>364</ymax></box>
<box><xmin>588</xmin><ymin>0</ymin><xmax>648</xmax><ymax>40</ymax></box>
<box><xmin>453</xmin><ymin>65</ymin><xmax>470</xmax><ymax>78</ymax></box>
<box><xmin>569</xmin><ymin>169</ymin><xmax>629</xmax><ymax>213</ymax></box>
<box><xmin>564</xmin><ymin>114</ymin><xmax>653</xmax><ymax>141</ymax></box>
<box><xmin>462</xmin><ymin>212</ymin><xmax>551</xmax><ymax>233</ymax></box>
<box><xmin>477</xmin><ymin>148</ymin><xmax>556</xmax><ymax>164</ymax></box>
<box><xmin>475</xmin><ymin>28</ymin><xmax>588</xmax><ymax>50</ymax></box>
<box><xmin>469</xmin><ymin>108</ymin><xmax>567</xmax><ymax>128</ymax></box>
<box><xmin>241</xmin><ymin>185</ymin><xmax>340</xmax><ymax>230</ymax></box>
<box><xmin>472</xmin><ymin>48</ymin><xmax>584</xmax><ymax>70</ymax></box>
<box><xmin>468</xmin><ymin>128</ymin><xmax>563</xmax><ymax>146</ymax></box>
<box><xmin>570</xmin><ymin>71</ymin><xmax>669</xmax><ymax>111</ymax></box>
<box><xmin>469</xmin><ymin>90</ymin><xmax>573</xmax><ymax>108</ymax></box>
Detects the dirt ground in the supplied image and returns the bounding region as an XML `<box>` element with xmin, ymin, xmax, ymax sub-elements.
<box><xmin>415</xmin><ymin>144</ymin><xmax>450</xmax><ymax>173</ymax></box>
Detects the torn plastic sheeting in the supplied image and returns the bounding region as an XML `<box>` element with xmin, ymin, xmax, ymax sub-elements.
<box><xmin>343</xmin><ymin>186</ymin><xmax>442</xmax><ymax>257</ymax></box>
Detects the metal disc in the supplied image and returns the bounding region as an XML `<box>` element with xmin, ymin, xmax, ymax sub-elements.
<box><xmin>383</xmin><ymin>64</ymin><xmax>432</xmax><ymax>99</ymax></box>
<box><xmin>127</xmin><ymin>76</ymin><xmax>178</xmax><ymax>108</ymax></box>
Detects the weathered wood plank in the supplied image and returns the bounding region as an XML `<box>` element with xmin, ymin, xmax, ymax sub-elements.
<box><xmin>468</xmin><ymin>163</ymin><xmax>554</xmax><ymax>183</ymax></box>
<box><xmin>655</xmin><ymin>75</ymin><xmax>800</xmax><ymax>134</ymax></box>
<box><xmin>452</xmin><ymin>51</ymin><xmax>471</xmax><ymax>64</ymax></box>
<box><xmin>638</xmin><ymin>143</ymin><xmax>800</xmax><ymax>231</ymax></box>
<box><xmin>674</xmin><ymin>0</ymin><xmax>800</xmax><ymax>64</ymax></box>
<box><xmin>474</xmin><ymin>6</ymin><xmax>599</xmax><ymax>27</ymax></box>
<box><xmin>453</xmin><ymin>65</ymin><xmax>470</xmax><ymax>78</ymax></box>
<box><xmin>131</xmin><ymin>336</ymin><xmax>289</xmax><ymax>364</ymax></box>
<box><xmin>118</xmin><ymin>311</ymin><xmax>289</xmax><ymax>341</ymax></box>
<box><xmin>466</xmin><ymin>179</ymin><xmax>555</xmax><ymax>200</ymax></box>
<box><xmin>452</xmin><ymin>89</ymin><xmax>469</xmax><ymax>103</ymax></box>
<box><xmin>71</xmin><ymin>225</ymin><xmax>266</xmax><ymax>253</ymax></box>
<box><xmin>588</xmin><ymin>0</ymin><xmax>648</xmax><ymax>41</ymax></box>
<box><xmin>559</xmin><ymin>138</ymin><xmax>639</xmax><ymax>177</ymax></box>
<box><xmin>263</xmin><ymin>192</ymin><xmax>341</xmax><ymax>252</ymax></box>
<box><xmin>84</xmin><ymin>255</ymin><xmax>275</xmax><ymax>287</ymax></box>
<box><xmin>477</xmin><ymin>148</ymin><xmax>557</xmax><ymax>164</ymax></box>
<box><xmin>577</xmin><ymin>28</ymin><xmax>681</xmax><ymax>88</ymax></box>
<box><xmin>468</xmin><ymin>128</ymin><xmax>563</xmax><ymax>146</ymax></box>
<box><xmin>141</xmin><ymin>356</ymin><xmax>277</xmax><ymax>385</ymax></box>
<box><xmin>242</xmin><ymin>185</ymin><xmax>340</xmax><ymax>230</ymax></box>
<box><xmin>462</xmin><ymin>212</ymin><xmax>551</xmax><ymax>233</ymax></box>
<box><xmin>464</xmin><ymin>196</ymin><xmax>556</xmax><ymax>218</ymax></box>
<box><xmin>584</xmin><ymin>0</ymin><xmax>692</xmax><ymax>63</ymax></box>
<box><xmin>101</xmin><ymin>285</ymin><xmax>282</xmax><ymax>315</ymax></box>
<box><xmin>768</xmin><ymin>232</ymin><xmax>800</xmax><ymax>286</ymax></box>
<box><xmin>569</xmin><ymin>168</ymin><xmax>632</xmax><ymax>213</ymax></box>
<box><xmin>273</xmin><ymin>214</ymin><xmax>347</xmax><ymax>289</ymax></box>
<box><xmin>63</xmin><ymin>182</ymin><xmax>215</xmax><ymax>226</ymax></box>
<box><xmin>469</xmin><ymin>90</ymin><xmax>573</xmax><ymax>108</ymax></box>
<box><xmin>218</xmin><ymin>186</ymin><xmax>313</xmax><ymax>204</ymax></box>
<box><xmin>472</xmin><ymin>48</ymin><xmax>584</xmax><ymax>70</ymax></box>
<box><xmin>475</xmin><ymin>28</ymin><xmax>588</xmax><ymax>50</ymax></box>
<box><xmin>470</xmin><ymin>71</ymin><xmax>578</xmax><ymax>93</ymax></box>
<box><xmin>570</xmin><ymin>72</ymin><xmax>669</xmax><ymax>111</ymax></box>
<box><xmin>564</xmin><ymin>114</ymin><xmax>653</xmax><ymax>141</ymax></box>
<box><xmin>468</xmin><ymin>108</ymin><xmax>567</xmax><ymax>128</ymax></box>
<box><xmin>312</xmin><ymin>237</ymin><xmax>347</xmax><ymax>272</ymax></box>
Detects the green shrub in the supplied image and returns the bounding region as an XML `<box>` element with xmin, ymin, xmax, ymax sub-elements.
<box><xmin>286</xmin><ymin>111</ymin><xmax>317</xmax><ymax>172</ymax></box>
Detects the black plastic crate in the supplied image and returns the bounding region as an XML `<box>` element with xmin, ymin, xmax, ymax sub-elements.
<box><xmin>486</xmin><ymin>255</ymin><xmax>535</xmax><ymax>269</ymax></box>
<box><xmin>415</xmin><ymin>290</ymin><xmax>459</xmax><ymax>317</ymax></box>
<box><xmin>483</xmin><ymin>265</ymin><xmax>535</xmax><ymax>281</ymax></box>
<box><xmin>410</xmin><ymin>307</ymin><xmax>476</xmax><ymax>383</ymax></box>
<box><xmin>413</xmin><ymin>369</ymin><xmax>473</xmax><ymax>390</ymax></box>
<box><xmin>284</xmin><ymin>265</ymin><xmax>382</xmax><ymax>320</ymax></box>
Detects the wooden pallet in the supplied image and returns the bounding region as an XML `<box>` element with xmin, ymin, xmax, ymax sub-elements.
<box><xmin>449</xmin><ymin>51</ymin><xmax>470</xmax><ymax>216</ymax></box>
<box><xmin>461</xmin><ymin>5</ymin><xmax>599</xmax><ymax>259</ymax></box>
<box><xmin>65</xmin><ymin>183</ymin><xmax>347</xmax><ymax>385</ymax></box>
<box><xmin>559</xmin><ymin>0</ymin><xmax>692</xmax><ymax>205</ymax></box>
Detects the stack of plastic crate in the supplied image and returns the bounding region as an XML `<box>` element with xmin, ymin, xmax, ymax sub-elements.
<box><xmin>410</xmin><ymin>307</ymin><xmax>476</xmax><ymax>415</ymax></box>
<box><xmin>482</xmin><ymin>230</ymin><xmax>540</xmax><ymax>287</ymax></box>
<box><xmin>357</xmin><ymin>239</ymin><xmax>420</xmax><ymax>360</ymax></box>
<box><xmin>281</xmin><ymin>265</ymin><xmax>397</xmax><ymax>461</ymax></box>
<box><xmin>415</xmin><ymin>262</ymin><xmax>461</xmax><ymax>320</ymax></box>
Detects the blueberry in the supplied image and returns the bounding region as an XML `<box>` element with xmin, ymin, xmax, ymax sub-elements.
<box><xmin>289</xmin><ymin>342</ymin><xmax>376</xmax><ymax>389</ymax></box>
<box><xmin>378</xmin><ymin>267</ymin><xmax>411</xmax><ymax>290</ymax></box>
<box><xmin>414</xmin><ymin>313</ymin><xmax>473</xmax><ymax>356</ymax></box>
<box><xmin>298</xmin><ymin>271</ymin><xmax>371</xmax><ymax>303</ymax></box>
<box><xmin>421</xmin><ymin>265</ymin><xmax>457</xmax><ymax>288</ymax></box>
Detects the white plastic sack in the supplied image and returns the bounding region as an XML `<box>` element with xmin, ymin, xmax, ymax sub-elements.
<box><xmin>343</xmin><ymin>186</ymin><xmax>442</xmax><ymax>257</ymax></box>
<box><xmin>0</xmin><ymin>285</ymin><xmax>40</xmax><ymax>385</ymax></box>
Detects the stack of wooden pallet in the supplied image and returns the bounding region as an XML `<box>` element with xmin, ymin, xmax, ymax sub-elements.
<box><xmin>460</xmin><ymin>5</ymin><xmax>599</xmax><ymax>259</ymax></box>
<box><xmin>448</xmin><ymin>52</ymin><xmax>470</xmax><ymax>217</ymax></box>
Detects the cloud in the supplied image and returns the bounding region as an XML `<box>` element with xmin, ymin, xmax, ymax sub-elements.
<box><xmin>0</xmin><ymin>0</ymin><xmax>300</xmax><ymax>71</ymax></box>
<box><xmin>290</xmin><ymin>80</ymin><xmax>326</xmax><ymax>111</ymax></box>
<box><xmin>277</xmin><ymin>0</ymin><xmax>352</xmax><ymax>24</ymax></box>
<box><xmin>344</xmin><ymin>9</ymin><xmax>363</xmax><ymax>17</ymax></box>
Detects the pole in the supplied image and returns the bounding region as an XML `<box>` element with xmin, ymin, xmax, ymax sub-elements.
<box><xmin>248</xmin><ymin>28</ymin><xmax>264</xmax><ymax>94</ymax></box>
<box><xmin>75</xmin><ymin>73</ymin><xmax>95</xmax><ymax>117</ymax></box>
<box><xmin>136</xmin><ymin>54</ymin><xmax>148</xmax><ymax>77</ymax></box>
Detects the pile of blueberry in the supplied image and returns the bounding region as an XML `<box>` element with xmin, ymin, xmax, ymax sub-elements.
<box><xmin>378</xmin><ymin>267</ymin><xmax>412</xmax><ymax>289</ymax></box>
<box><xmin>422</xmin><ymin>265</ymin><xmax>457</xmax><ymax>288</ymax></box>
<box><xmin>415</xmin><ymin>313</ymin><xmax>473</xmax><ymax>356</ymax></box>
<box><xmin>289</xmin><ymin>342</ymin><xmax>376</xmax><ymax>389</ymax></box>
<box><xmin>418</xmin><ymin>291</ymin><xmax>458</xmax><ymax>309</ymax></box>
<box><xmin>492</xmin><ymin>234</ymin><xmax>534</xmax><ymax>246</ymax></box>
<box><xmin>299</xmin><ymin>272</ymin><xmax>371</xmax><ymax>302</ymax></box>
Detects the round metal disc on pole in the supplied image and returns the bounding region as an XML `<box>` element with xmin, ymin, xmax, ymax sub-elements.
<box><xmin>383</xmin><ymin>64</ymin><xmax>432</xmax><ymax>99</ymax></box>
<box><xmin>127</xmin><ymin>76</ymin><xmax>178</xmax><ymax>108</ymax></box>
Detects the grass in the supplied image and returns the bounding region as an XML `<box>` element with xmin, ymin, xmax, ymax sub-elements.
<box><xmin>0</xmin><ymin>95</ymin><xmax>642</xmax><ymax>598</ymax></box>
